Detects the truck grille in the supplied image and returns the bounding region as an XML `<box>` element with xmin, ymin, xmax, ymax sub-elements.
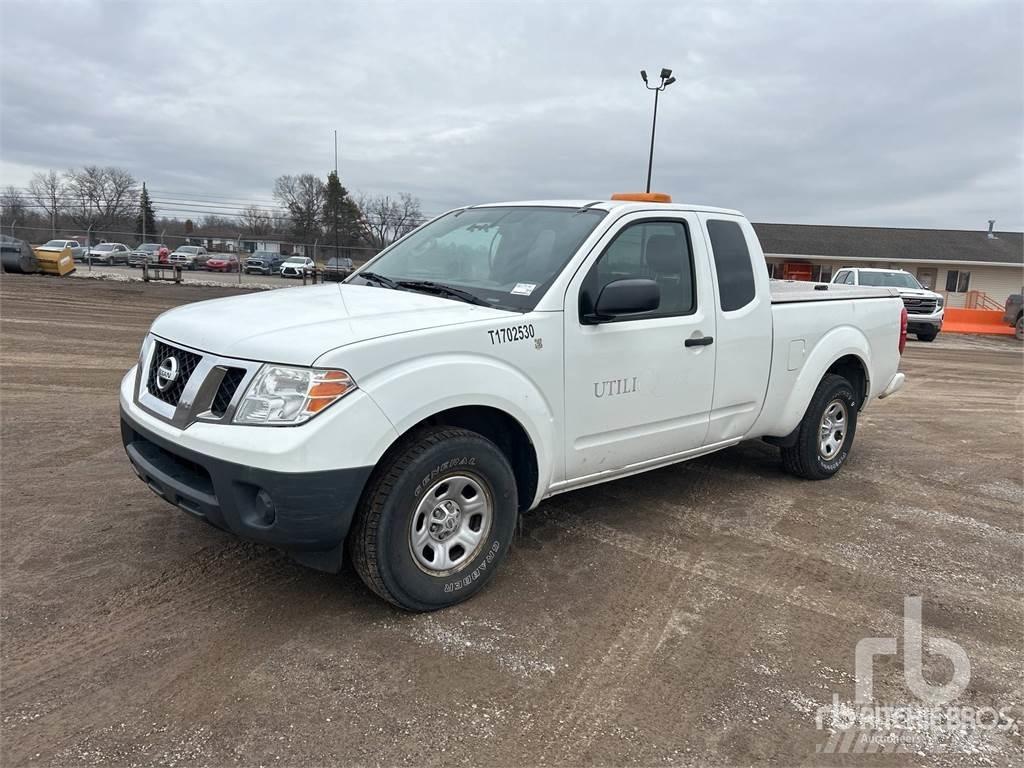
<box><xmin>902</xmin><ymin>296</ymin><xmax>938</xmax><ymax>314</ymax></box>
<box><xmin>147</xmin><ymin>341</ymin><xmax>202</xmax><ymax>405</ymax></box>
<box><xmin>211</xmin><ymin>367</ymin><xmax>247</xmax><ymax>417</ymax></box>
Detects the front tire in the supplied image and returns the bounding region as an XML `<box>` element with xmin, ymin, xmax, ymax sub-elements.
<box><xmin>1016</xmin><ymin>315</ymin><xmax>1023</xmax><ymax>341</ymax></box>
<box><xmin>781</xmin><ymin>374</ymin><xmax>859</xmax><ymax>480</ymax></box>
<box><xmin>917</xmin><ymin>328</ymin><xmax>938</xmax><ymax>342</ymax></box>
<box><xmin>349</xmin><ymin>427</ymin><xmax>518</xmax><ymax>611</ymax></box>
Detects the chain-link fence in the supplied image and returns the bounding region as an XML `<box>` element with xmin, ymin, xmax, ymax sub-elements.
<box><xmin>3</xmin><ymin>223</ymin><xmax>380</xmax><ymax>268</ymax></box>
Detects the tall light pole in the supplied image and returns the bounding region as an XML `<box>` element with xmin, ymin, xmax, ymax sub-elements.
<box><xmin>640</xmin><ymin>68</ymin><xmax>676</xmax><ymax>193</ymax></box>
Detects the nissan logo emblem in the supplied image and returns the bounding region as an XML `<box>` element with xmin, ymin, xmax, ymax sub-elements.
<box><xmin>156</xmin><ymin>356</ymin><xmax>180</xmax><ymax>392</ymax></box>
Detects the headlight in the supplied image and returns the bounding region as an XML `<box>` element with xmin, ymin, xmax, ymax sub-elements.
<box><xmin>936</xmin><ymin>296</ymin><xmax>944</xmax><ymax>308</ymax></box>
<box><xmin>234</xmin><ymin>365</ymin><xmax>356</xmax><ymax>425</ymax></box>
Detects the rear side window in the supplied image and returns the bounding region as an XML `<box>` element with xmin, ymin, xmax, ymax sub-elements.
<box><xmin>707</xmin><ymin>220</ymin><xmax>756</xmax><ymax>311</ymax></box>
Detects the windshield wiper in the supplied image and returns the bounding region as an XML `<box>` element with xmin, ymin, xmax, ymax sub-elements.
<box><xmin>358</xmin><ymin>271</ymin><xmax>400</xmax><ymax>289</ymax></box>
<box><xmin>397</xmin><ymin>280</ymin><xmax>491</xmax><ymax>307</ymax></box>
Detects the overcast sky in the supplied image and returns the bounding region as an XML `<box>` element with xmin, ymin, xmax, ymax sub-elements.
<box><xmin>1</xmin><ymin>0</ymin><xmax>1021</xmax><ymax>230</ymax></box>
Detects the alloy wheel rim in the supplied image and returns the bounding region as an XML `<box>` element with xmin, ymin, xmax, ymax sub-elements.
<box><xmin>818</xmin><ymin>399</ymin><xmax>848</xmax><ymax>460</ymax></box>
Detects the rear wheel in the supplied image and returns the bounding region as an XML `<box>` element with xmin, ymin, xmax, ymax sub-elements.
<box><xmin>781</xmin><ymin>374</ymin><xmax>859</xmax><ymax>480</ymax></box>
<box><xmin>349</xmin><ymin>427</ymin><xmax>518</xmax><ymax>611</ymax></box>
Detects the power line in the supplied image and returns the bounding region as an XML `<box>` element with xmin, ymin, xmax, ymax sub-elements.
<box><xmin>7</xmin><ymin>200</ymin><xmax>433</xmax><ymax>230</ymax></box>
<box><xmin>6</xmin><ymin>185</ymin><xmax>441</xmax><ymax>220</ymax></box>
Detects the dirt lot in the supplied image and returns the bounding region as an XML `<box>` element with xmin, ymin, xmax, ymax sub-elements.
<box><xmin>2</xmin><ymin>275</ymin><xmax>1022</xmax><ymax>767</ymax></box>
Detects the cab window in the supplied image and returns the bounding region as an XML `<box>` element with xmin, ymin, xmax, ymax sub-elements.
<box><xmin>579</xmin><ymin>220</ymin><xmax>695</xmax><ymax>320</ymax></box>
<box><xmin>706</xmin><ymin>219</ymin><xmax>756</xmax><ymax>311</ymax></box>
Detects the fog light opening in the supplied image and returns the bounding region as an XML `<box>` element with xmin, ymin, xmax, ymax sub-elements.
<box><xmin>255</xmin><ymin>488</ymin><xmax>277</xmax><ymax>526</ymax></box>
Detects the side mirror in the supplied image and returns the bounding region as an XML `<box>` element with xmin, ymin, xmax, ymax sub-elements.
<box><xmin>586</xmin><ymin>278</ymin><xmax>660</xmax><ymax>323</ymax></box>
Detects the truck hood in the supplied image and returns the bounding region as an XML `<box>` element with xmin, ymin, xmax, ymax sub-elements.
<box><xmin>892</xmin><ymin>287</ymin><xmax>941</xmax><ymax>300</ymax></box>
<box><xmin>150</xmin><ymin>283</ymin><xmax>513</xmax><ymax>366</ymax></box>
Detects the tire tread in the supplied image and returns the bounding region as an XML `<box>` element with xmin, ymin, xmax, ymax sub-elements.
<box><xmin>780</xmin><ymin>374</ymin><xmax>855</xmax><ymax>481</ymax></box>
<box><xmin>349</xmin><ymin>427</ymin><xmax>483</xmax><ymax>608</ymax></box>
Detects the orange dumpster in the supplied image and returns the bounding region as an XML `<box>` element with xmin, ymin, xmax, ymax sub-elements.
<box><xmin>942</xmin><ymin>308</ymin><xmax>1015</xmax><ymax>336</ymax></box>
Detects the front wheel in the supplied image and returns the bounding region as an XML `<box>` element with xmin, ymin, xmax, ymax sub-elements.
<box><xmin>349</xmin><ymin>427</ymin><xmax>518</xmax><ymax>611</ymax></box>
<box><xmin>917</xmin><ymin>328</ymin><xmax>938</xmax><ymax>342</ymax></box>
<box><xmin>780</xmin><ymin>374</ymin><xmax>859</xmax><ymax>480</ymax></box>
<box><xmin>1016</xmin><ymin>315</ymin><xmax>1023</xmax><ymax>341</ymax></box>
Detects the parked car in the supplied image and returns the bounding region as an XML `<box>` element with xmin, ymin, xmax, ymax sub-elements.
<box><xmin>1003</xmin><ymin>287</ymin><xmax>1023</xmax><ymax>340</ymax></box>
<box><xmin>36</xmin><ymin>239</ymin><xmax>87</xmax><ymax>262</ymax></box>
<box><xmin>280</xmin><ymin>255</ymin><xmax>315</xmax><ymax>278</ymax></box>
<box><xmin>87</xmin><ymin>242</ymin><xmax>131</xmax><ymax>265</ymax></box>
<box><xmin>120</xmin><ymin>194</ymin><xmax>907</xmax><ymax>611</ymax></box>
<box><xmin>128</xmin><ymin>243</ymin><xmax>168</xmax><ymax>267</ymax></box>
<box><xmin>169</xmin><ymin>245</ymin><xmax>207</xmax><ymax>270</ymax></box>
<box><xmin>833</xmin><ymin>267</ymin><xmax>943</xmax><ymax>341</ymax></box>
<box><xmin>205</xmin><ymin>253</ymin><xmax>240</xmax><ymax>273</ymax></box>
<box><xmin>244</xmin><ymin>250</ymin><xmax>285</xmax><ymax>275</ymax></box>
<box><xmin>322</xmin><ymin>255</ymin><xmax>354</xmax><ymax>282</ymax></box>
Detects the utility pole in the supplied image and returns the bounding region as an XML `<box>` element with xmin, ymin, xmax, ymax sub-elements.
<box><xmin>639</xmin><ymin>68</ymin><xmax>677</xmax><ymax>193</ymax></box>
<box><xmin>334</xmin><ymin>130</ymin><xmax>340</xmax><ymax>260</ymax></box>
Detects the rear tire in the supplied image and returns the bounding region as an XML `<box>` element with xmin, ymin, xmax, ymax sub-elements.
<box><xmin>780</xmin><ymin>374</ymin><xmax>859</xmax><ymax>480</ymax></box>
<box><xmin>349</xmin><ymin>427</ymin><xmax>518</xmax><ymax>611</ymax></box>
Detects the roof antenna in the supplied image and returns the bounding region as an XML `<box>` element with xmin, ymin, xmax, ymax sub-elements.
<box><xmin>987</xmin><ymin>219</ymin><xmax>997</xmax><ymax>239</ymax></box>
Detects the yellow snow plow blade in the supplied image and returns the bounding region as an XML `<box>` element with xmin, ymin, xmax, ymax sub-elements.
<box><xmin>32</xmin><ymin>246</ymin><xmax>76</xmax><ymax>276</ymax></box>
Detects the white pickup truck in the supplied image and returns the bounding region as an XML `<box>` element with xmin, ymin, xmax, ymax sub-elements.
<box><xmin>120</xmin><ymin>195</ymin><xmax>907</xmax><ymax>610</ymax></box>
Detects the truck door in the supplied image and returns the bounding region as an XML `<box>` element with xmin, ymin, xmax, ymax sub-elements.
<box><xmin>562</xmin><ymin>212</ymin><xmax>717</xmax><ymax>482</ymax></box>
<box><xmin>698</xmin><ymin>215</ymin><xmax>773</xmax><ymax>444</ymax></box>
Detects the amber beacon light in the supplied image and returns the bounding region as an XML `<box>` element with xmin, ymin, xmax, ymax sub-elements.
<box><xmin>611</xmin><ymin>192</ymin><xmax>673</xmax><ymax>203</ymax></box>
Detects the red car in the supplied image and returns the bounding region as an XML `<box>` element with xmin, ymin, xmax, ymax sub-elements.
<box><xmin>204</xmin><ymin>253</ymin><xmax>239</xmax><ymax>272</ymax></box>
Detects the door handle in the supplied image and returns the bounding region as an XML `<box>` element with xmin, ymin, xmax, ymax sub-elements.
<box><xmin>685</xmin><ymin>336</ymin><xmax>714</xmax><ymax>347</ymax></box>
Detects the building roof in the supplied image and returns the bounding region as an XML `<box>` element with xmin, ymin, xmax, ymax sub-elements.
<box><xmin>754</xmin><ymin>222</ymin><xmax>1023</xmax><ymax>266</ymax></box>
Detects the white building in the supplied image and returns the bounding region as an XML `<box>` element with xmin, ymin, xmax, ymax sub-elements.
<box><xmin>755</xmin><ymin>222</ymin><xmax>1023</xmax><ymax>309</ymax></box>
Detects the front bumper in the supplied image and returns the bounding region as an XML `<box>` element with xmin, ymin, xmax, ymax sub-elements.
<box><xmin>121</xmin><ymin>408</ymin><xmax>373</xmax><ymax>570</ymax></box>
<box><xmin>906</xmin><ymin>309</ymin><xmax>943</xmax><ymax>334</ymax></box>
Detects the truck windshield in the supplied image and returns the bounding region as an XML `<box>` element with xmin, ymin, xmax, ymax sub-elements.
<box><xmin>352</xmin><ymin>206</ymin><xmax>607</xmax><ymax>311</ymax></box>
<box><xmin>859</xmin><ymin>272</ymin><xmax>922</xmax><ymax>289</ymax></box>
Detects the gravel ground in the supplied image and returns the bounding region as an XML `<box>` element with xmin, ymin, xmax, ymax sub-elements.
<box><xmin>1</xmin><ymin>274</ymin><xmax>1022</xmax><ymax>767</ymax></box>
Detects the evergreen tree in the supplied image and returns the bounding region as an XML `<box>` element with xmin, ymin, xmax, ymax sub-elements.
<box><xmin>135</xmin><ymin>183</ymin><xmax>157</xmax><ymax>242</ymax></box>
<box><xmin>323</xmin><ymin>171</ymin><xmax>364</xmax><ymax>250</ymax></box>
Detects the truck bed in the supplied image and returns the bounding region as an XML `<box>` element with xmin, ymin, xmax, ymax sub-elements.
<box><xmin>769</xmin><ymin>279</ymin><xmax>897</xmax><ymax>303</ymax></box>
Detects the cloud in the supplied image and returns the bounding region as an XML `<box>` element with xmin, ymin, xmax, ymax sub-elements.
<box><xmin>1</xmin><ymin>0</ymin><xmax>1021</xmax><ymax>229</ymax></box>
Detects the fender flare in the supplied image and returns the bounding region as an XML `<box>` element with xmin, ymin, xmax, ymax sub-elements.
<box><xmin>767</xmin><ymin>325</ymin><xmax>872</xmax><ymax>438</ymax></box>
<box><xmin>359</xmin><ymin>353</ymin><xmax>556</xmax><ymax>506</ymax></box>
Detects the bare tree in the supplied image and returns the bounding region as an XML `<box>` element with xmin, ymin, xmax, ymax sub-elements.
<box><xmin>62</xmin><ymin>166</ymin><xmax>139</xmax><ymax>236</ymax></box>
<box><xmin>273</xmin><ymin>174</ymin><xmax>327</xmax><ymax>243</ymax></box>
<box><xmin>239</xmin><ymin>205</ymin><xmax>274</xmax><ymax>236</ymax></box>
<box><xmin>28</xmin><ymin>170</ymin><xmax>65</xmax><ymax>236</ymax></box>
<box><xmin>358</xmin><ymin>192</ymin><xmax>424</xmax><ymax>248</ymax></box>
<box><xmin>1</xmin><ymin>186</ymin><xmax>29</xmax><ymax>225</ymax></box>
